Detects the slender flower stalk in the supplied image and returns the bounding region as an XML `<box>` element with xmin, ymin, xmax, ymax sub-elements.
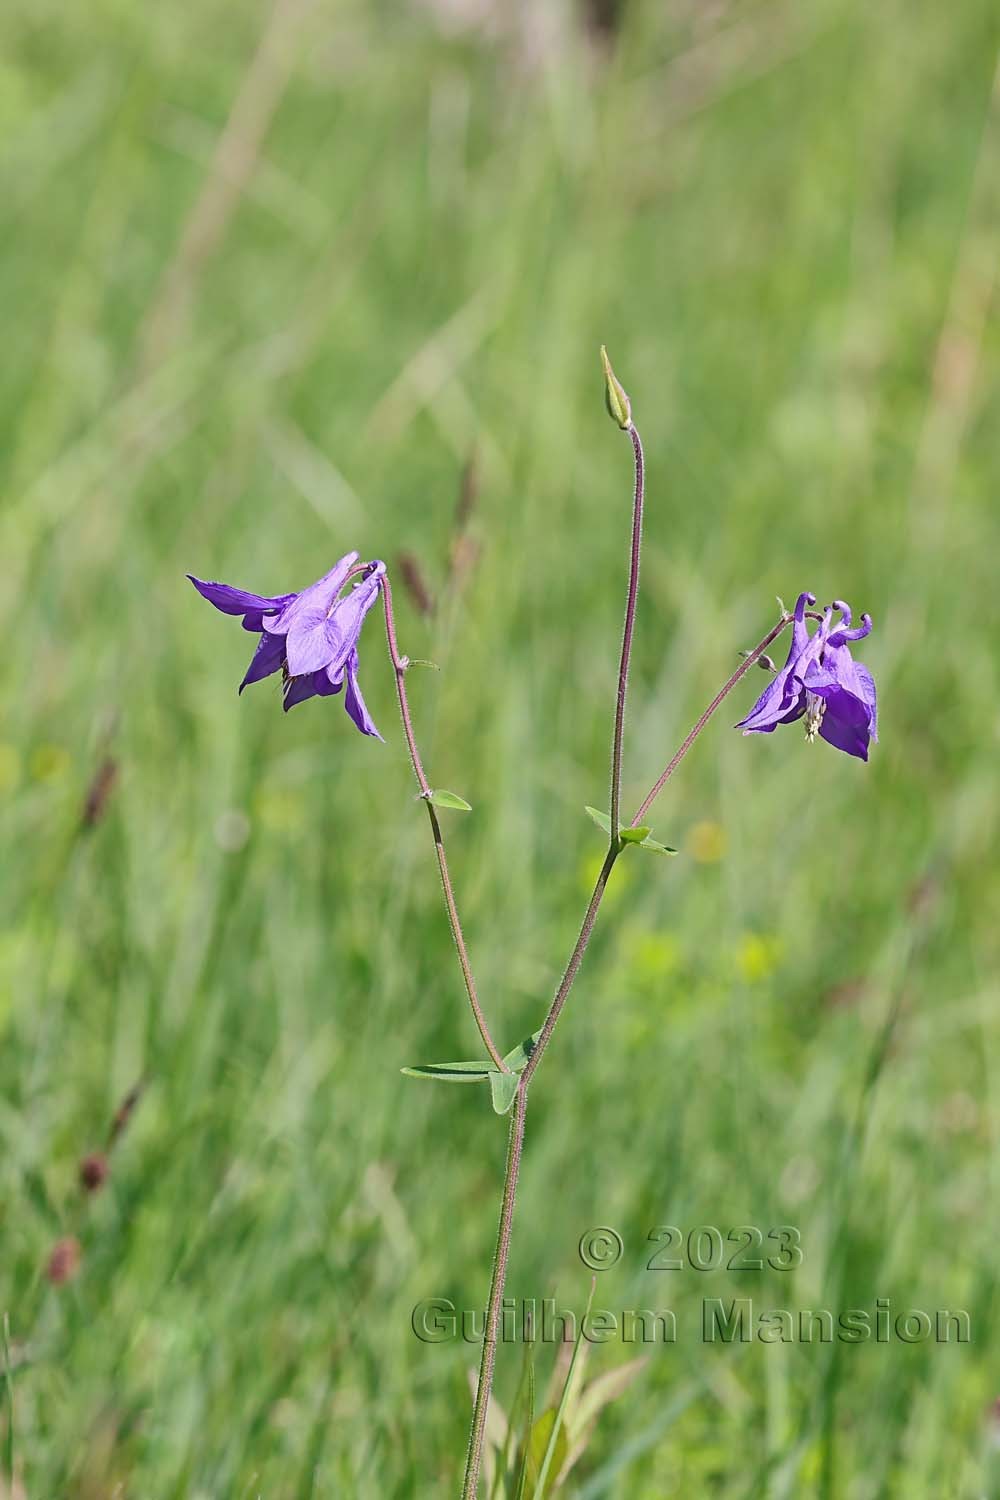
<box><xmin>630</xmin><ymin>612</ymin><xmax>793</xmax><ymax>827</ymax></box>
<box><xmin>381</xmin><ymin>576</ymin><xmax>508</xmax><ymax>1074</ymax></box>
<box><xmin>610</xmin><ymin>422</ymin><xmax>644</xmax><ymax>836</ymax></box>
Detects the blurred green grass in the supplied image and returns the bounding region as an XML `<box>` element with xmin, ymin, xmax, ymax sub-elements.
<box><xmin>2</xmin><ymin>0</ymin><xmax>999</xmax><ymax>1494</ymax></box>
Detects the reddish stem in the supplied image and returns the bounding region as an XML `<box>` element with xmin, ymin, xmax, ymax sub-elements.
<box><xmin>630</xmin><ymin>614</ymin><xmax>792</xmax><ymax>827</ymax></box>
<box><xmin>381</xmin><ymin>577</ymin><xmax>507</xmax><ymax>1073</ymax></box>
<box><xmin>609</xmin><ymin>424</ymin><xmax>644</xmax><ymax>835</ymax></box>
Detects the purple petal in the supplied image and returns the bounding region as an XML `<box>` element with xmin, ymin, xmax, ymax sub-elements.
<box><xmin>282</xmin><ymin>669</ymin><xmax>344</xmax><ymax>712</ymax></box>
<box><xmin>737</xmin><ymin>671</ymin><xmax>804</xmax><ymax>732</ymax></box>
<box><xmin>736</xmin><ymin>592</ymin><xmax>823</xmax><ymax>732</ymax></box>
<box><xmin>807</xmin><ymin>635</ymin><xmax>877</xmax><ymax>759</ymax></box>
<box><xmin>285</xmin><ymin>617</ymin><xmax>344</xmax><ymax>676</ymax></box>
<box><xmin>267</xmin><ymin>553</ymin><xmax>359</xmax><ymax>637</ymax></box>
<box><xmin>780</xmin><ymin>591</ymin><xmax>818</xmax><ymax>670</ymax></box>
<box><xmin>818</xmin><ymin>710</ymin><xmax>870</xmax><ymax>761</ymax></box>
<box><xmin>343</xmin><ymin>649</ymin><xmax>383</xmax><ymax>740</ymax></box>
<box><xmin>188</xmin><ymin>575</ymin><xmax>290</xmax><ymax>618</ymax></box>
<box><xmin>854</xmin><ymin>662</ymin><xmax>878</xmax><ymax>741</ymax></box>
<box><xmin>805</xmin><ymin>643</ymin><xmax>873</xmax><ymax>728</ymax></box>
<box><xmin>285</xmin><ymin>560</ymin><xmax>385</xmax><ymax>679</ymax></box>
<box><xmin>241</xmin><ymin>603</ymin><xmax>293</xmax><ymax>633</ymax></box>
<box><xmin>239</xmin><ymin>631</ymin><xmax>285</xmax><ymax>693</ymax></box>
<box><xmin>828</xmin><ymin>613</ymin><xmax>872</xmax><ymax>648</ymax></box>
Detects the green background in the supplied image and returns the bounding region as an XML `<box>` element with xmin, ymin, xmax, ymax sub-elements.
<box><xmin>2</xmin><ymin>0</ymin><xmax>999</xmax><ymax>1493</ymax></box>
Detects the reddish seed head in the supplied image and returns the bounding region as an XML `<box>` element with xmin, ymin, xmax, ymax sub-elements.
<box><xmin>46</xmin><ymin>1237</ymin><xmax>82</xmax><ymax>1285</ymax></box>
<box><xmin>396</xmin><ymin>552</ymin><xmax>435</xmax><ymax>617</ymax></box>
<box><xmin>79</xmin><ymin>1152</ymin><xmax>109</xmax><ymax>1192</ymax></box>
<box><xmin>81</xmin><ymin>756</ymin><xmax>119</xmax><ymax>828</ymax></box>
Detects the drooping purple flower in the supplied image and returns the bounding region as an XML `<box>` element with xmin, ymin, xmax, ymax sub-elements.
<box><xmin>188</xmin><ymin>553</ymin><xmax>386</xmax><ymax>738</ymax></box>
<box><xmin>737</xmin><ymin>592</ymin><xmax>877</xmax><ymax>761</ymax></box>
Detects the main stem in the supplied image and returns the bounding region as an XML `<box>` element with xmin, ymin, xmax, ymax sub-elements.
<box><xmin>459</xmin><ymin>613</ymin><xmax>792</xmax><ymax>1496</ymax></box>
<box><xmin>609</xmin><ymin>424</ymin><xmax>644</xmax><ymax>836</ymax></box>
<box><xmin>461</xmin><ymin>1086</ymin><xmax>527</xmax><ymax>1500</ymax></box>
<box><xmin>381</xmin><ymin>578</ymin><xmax>508</xmax><ymax>1073</ymax></box>
<box><xmin>462</xmin><ymin>844</ymin><xmax>619</xmax><ymax>1500</ymax></box>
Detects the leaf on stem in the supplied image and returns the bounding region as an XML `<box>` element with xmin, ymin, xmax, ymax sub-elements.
<box><xmin>402</xmin><ymin>1030</ymin><xmax>540</xmax><ymax>1098</ymax></box>
<box><xmin>400</xmin><ymin>1061</ymin><xmax>493</xmax><ymax>1083</ymax></box>
<box><xmin>502</xmin><ymin>1029</ymin><xmax>542</xmax><ymax>1073</ymax></box>
<box><xmin>634</xmin><ymin>835</ymin><xmax>676</xmax><ymax>855</ymax></box>
<box><xmin>584</xmin><ymin>806</ymin><xmax>677</xmax><ymax>855</ymax></box>
<box><xmin>425</xmin><ymin>789</ymin><xmax>472</xmax><ymax>812</ymax></box>
<box><xmin>489</xmin><ymin>1070</ymin><xmax>520</xmax><ymax>1115</ymax></box>
<box><xmin>584</xmin><ymin>805</ymin><xmax>614</xmax><ymax>836</ymax></box>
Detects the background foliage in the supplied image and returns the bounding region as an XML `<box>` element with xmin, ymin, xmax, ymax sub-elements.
<box><xmin>2</xmin><ymin>0</ymin><xmax>999</xmax><ymax>1494</ymax></box>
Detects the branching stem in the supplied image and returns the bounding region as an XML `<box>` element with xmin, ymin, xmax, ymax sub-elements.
<box><xmin>460</xmin><ymin>611</ymin><xmax>792</xmax><ymax>1496</ymax></box>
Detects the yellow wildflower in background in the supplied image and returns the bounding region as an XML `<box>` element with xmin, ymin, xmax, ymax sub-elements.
<box><xmin>686</xmin><ymin>820</ymin><xmax>727</xmax><ymax>863</ymax></box>
<box><xmin>736</xmin><ymin>933</ymin><xmax>784</xmax><ymax>983</ymax></box>
<box><xmin>30</xmin><ymin>744</ymin><xmax>70</xmax><ymax>782</ymax></box>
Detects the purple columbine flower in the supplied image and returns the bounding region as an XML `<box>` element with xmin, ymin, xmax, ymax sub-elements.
<box><xmin>737</xmin><ymin>592</ymin><xmax>877</xmax><ymax>761</ymax></box>
<box><xmin>188</xmin><ymin>552</ymin><xmax>386</xmax><ymax>738</ymax></box>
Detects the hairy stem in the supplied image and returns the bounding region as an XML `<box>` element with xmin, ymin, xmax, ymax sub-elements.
<box><xmin>381</xmin><ymin>577</ymin><xmax>508</xmax><ymax>1073</ymax></box>
<box><xmin>609</xmin><ymin>424</ymin><xmax>644</xmax><ymax>836</ymax></box>
<box><xmin>461</xmin><ymin>1086</ymin><xmax>527</xmax><ymax>1500</ymax></box>
<box><xmin>460</xmin><ymin>843</ymin><xmax>619</xmax><ymax>1497</ymax></box>
<box><xmin>630</xmin><ymin>613</ymin><xmax>792</xmax><ymax>827</ymax></box>
<box><xmin>519</xmin><ymin>844</ymin><xmax>619</xmax><ymax>1090</ymax></box>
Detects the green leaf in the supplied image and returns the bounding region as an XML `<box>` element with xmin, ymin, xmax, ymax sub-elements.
<box><xmin>585</xmin><ymin>807</ymin><xmax>677</xmax><ymax>855</ymax></box>
<box><xmin>499</xmin><ymin>1324</ymin><xmax>537</xmax><ymax>1500</ymax></box>
<box><xmin>426</xmin><ymin>789</ymin><xmax>472</xmax><ymax>812</ymax></box>
<box><xmin>489</xmin><ymin>1070</ymin><xmax>520</xmax><ymax>1114</ymax></box>
<box><xmin>403</xmin><ymin>1030</ymin><xmax>541</xmax><ymax>1103</ymax></box>
<box><xmin>401</xmin><ymin>1061</ymin><xmax>492</xmax><ymax>1083</ymax></box>
<box><xmin>404</xmin><ymin>1023</ymin><xmax>543</xmax><ymax>1114</ymax></box>
<box><xmin>501</xmin><ymin>1029</ymin><xmax>542</xmax><ymax>1074</ymax></box>
<box><xmin>584</xmin><ymin>806</ymin><xmax>613</xmax><ymax>836</ymax></box>
<box><xmin>636</xmin><ymin>836</ymin><xmax>677</xmax><ymax>855</ymax></box>
<box><xmin>2</xmin><ymin>1312</ymin><xmax>14</xmax><ymax>1486</ymax></box>
<box><xmin>533</xmin><ymin>1280</ymin><xmax>596</xmax><ymax>1495</ymax></box>
<box><xmin>526</xmin><ymin>1410</ymin><xmax>569</xmax><ymax>1498</ymax></box>
<box><xmin>513</xmin><ymin>1341</ymin><xmax>536</xmax><ymax>1500</ymax></box>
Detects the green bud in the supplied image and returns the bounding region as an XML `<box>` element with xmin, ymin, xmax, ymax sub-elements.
<box><xmin>601</xmin><ymin>344</ymin><xmax>632</xmax><ymax>430</ymax></box>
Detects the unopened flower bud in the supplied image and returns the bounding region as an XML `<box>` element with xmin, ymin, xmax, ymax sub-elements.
<box><xmin>600</xmin><ymin>345</ymin><xmax>632</xmax><ymax>430</ymax></box>
<box><xmin>739</xmin><ymin>650</ymin><xmax>777</xmax><ymax>672</ymax></box>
